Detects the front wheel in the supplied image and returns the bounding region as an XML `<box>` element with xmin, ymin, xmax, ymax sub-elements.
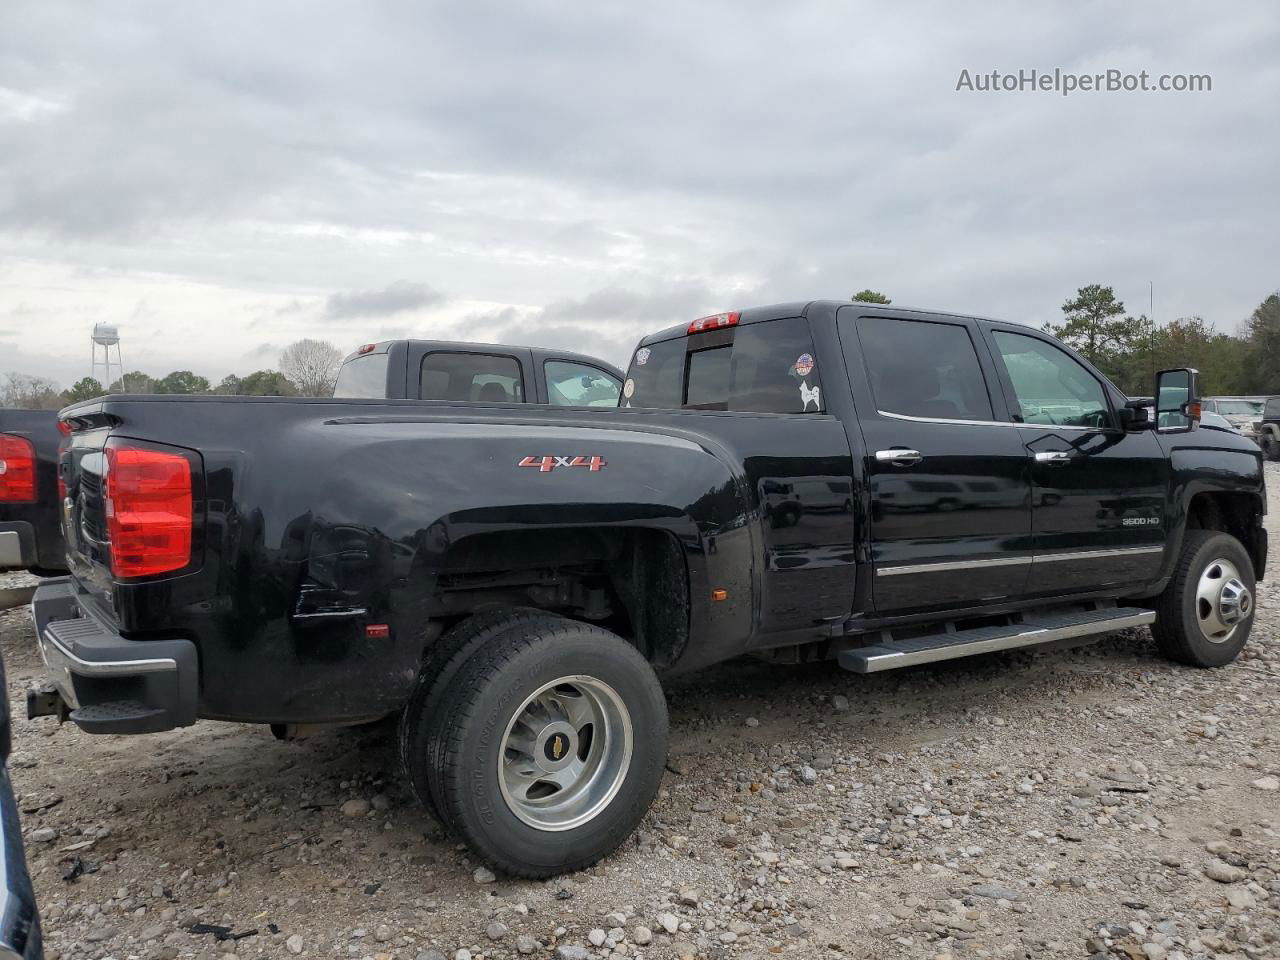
<box><xmin>406</xmin><ymin>618</ymin><xmax>669</xmax><ymax>878</ymax></box>
<box><xmin>1151</xmin><ymin>529</ymin><xmax>1255</xmax><ymax>667</ymax></box>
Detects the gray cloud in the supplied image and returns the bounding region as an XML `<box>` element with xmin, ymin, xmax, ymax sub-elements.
<box><xmin>324</xmin><ymin>281</ymin><xmax>445</xmax><ymax>320</ymax></box>
<box><xmin>0</xmin><ymin>0</ymin><xmax>1277</xmax><ymax>383</ymax></box>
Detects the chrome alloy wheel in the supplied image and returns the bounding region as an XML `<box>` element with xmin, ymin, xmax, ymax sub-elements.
<box><xmin>1195</xmin><ymin>556</ymin><xmax>1252</xmax><ymax>643</ymax></box>
<box><xmin>498</xmin><ymin>675</ymin><xmax>633</xmax><ymax>831</ymax></box>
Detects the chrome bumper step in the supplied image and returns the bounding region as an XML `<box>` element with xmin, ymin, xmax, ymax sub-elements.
<box><xmin>837</xmin><ymin>606</ymin><xmax>1156</xmax><ymax>674</ymax></box>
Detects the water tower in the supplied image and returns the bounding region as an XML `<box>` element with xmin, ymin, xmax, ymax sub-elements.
<box><xmin>91</xmin><ymin>323</ymin><xmax>123</xmax><ymax>391</ymax></box>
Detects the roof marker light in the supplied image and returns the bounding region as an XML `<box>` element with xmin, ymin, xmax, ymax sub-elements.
<box><xmin>687</xmin><ymin>312</ymin><xmax>740</xmax><ymax>335</ymax></box>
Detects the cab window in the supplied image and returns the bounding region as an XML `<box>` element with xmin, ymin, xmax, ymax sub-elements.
<box><xmin>544</xmin><ymin>361</ymin><xmax>621</xmax><ymax>407</ymax></box>
<box><xmin>853</xmin><ymin>316</ymin><xmax>993</xmax><ymax>421</ymax></box>
<box><xmin>624</xmin><ymin>317</ymin><xmax>823</xmax><ymax>414</ymax></box>
<box><xmin>420</xmin><ymin>352</ymin><xmax>525</xmax><ymax>402</ymax></box>
<box><xmin>993</xmin><ymin>331</ymin><xmax>1112</xmax><ymax>429</ymax></box>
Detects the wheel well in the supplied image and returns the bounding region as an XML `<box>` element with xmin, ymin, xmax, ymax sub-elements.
<box><xmin>429</xmin><ymin>526</ymin><xmax>690</xmax><ymax>668</ymax></box>
<box><xmin>1186</xmin><ymin>492</ymin><xmax>1265</xmax><ymax>574</ymax></box>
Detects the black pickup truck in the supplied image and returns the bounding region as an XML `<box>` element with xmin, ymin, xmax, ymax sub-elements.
<box><xmin>0</xmin><ymin>345</ymin><xmax>622</xmax><ymax>576</ymax></box>
<box><xmin>31</xmin><ymin>300</ymin><xmax>1266</xmax><ymax>878</ymax></box>
<box><xmin>0</xmin><ymin>410</ymin><xmax>66</xmax><ymax>575</ymax></box>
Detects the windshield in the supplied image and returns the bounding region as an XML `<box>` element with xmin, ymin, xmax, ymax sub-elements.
<box><xmin>1215</xmin><ymin>400</ymin><xmax>1263</xmax><ymax>416</ymax></box>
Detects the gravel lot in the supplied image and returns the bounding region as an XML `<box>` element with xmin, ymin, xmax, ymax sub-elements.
<box><xmin>4</xmin><ymin>466</ymin><xmax>1279</xmax><ymax>960</ymax></box>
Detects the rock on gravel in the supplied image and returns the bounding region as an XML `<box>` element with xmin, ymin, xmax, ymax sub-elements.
<box><xmin>340</xmin><ymin>797</ymin><xmax>371</xmax><ymax>817</ymax></box>
<box><xmin>1250</xmin><ymin>774</ymin><xmax>1279</xmax><ymax>790</ymax></box>
<box><xmin>286</xmin><ymin>934</ymin><xmax>304</xmax><ymax>953</ymax></box>
<box><xmin>1204</xmin><ymin>860</ymin><xmax>1246</xmax><ymax>883</ymax></box>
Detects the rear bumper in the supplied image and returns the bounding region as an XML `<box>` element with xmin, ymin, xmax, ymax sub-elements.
<box><xmin>30</xmin><ymin>579</ymin><xmax>198</xmax><ymax>735</ymax></box>
<box><xmin>0</xmin><ymin>766</ymin><xmax>42</xmax><ymax>959</ymax></box>
<box><xmin>0</xmin><ymin>523</ymin><xmax>34</xmax><ymax>571</ymax></box>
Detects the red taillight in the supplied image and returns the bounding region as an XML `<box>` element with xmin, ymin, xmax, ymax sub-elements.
<box><xmin>104</xmin><ymin>440</ymin><xmax>193</xmax><ymax>578</ymax></box>
<box><xmin>357</xmin><ymin>343</ymin><xmax>376</xmax><ymax>355</ymax></box>
<box><xmin>687</xmin><ymin>311</ymin><xmax>740</xmax><ymax>335</ymax></box>
<box><xmin>0</xmin><ymin>434</ymin><xmax>36</xmax><ymax>503</ymax></box>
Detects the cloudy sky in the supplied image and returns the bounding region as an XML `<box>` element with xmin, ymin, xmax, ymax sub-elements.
<box><xmin>1</xmin><ymin>1</ymin><xmax>1277</xmax><ymax>387</ymax></box>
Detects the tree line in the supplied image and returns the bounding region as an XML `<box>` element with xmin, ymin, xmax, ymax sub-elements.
<box><xmin>1</xmin><ymin>339</ymin><xmax>344</xmax><ymax>409</ymax></box>
<box><xmin>852</xmin><ymin>285</ymin><xmax>1280</xmax><ymax>397</ymax></box>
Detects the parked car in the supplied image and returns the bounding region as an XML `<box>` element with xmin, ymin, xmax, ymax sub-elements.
<box><xmin>31</xmin><ymin>301</ymin><xmax>1265</xmax><ymax>878</ymax></box>
<box><xmin>1200</xmin><ymin>410</ymin><xmax>1241</xmax><ymax>434</ymax></box>
<box><xmin>1202</xmin><ymin>396</ymin><xmax>1268</xmax><ymax>439</ymax></box>
<box><xmin>333</xmin><ymin>340</ymin><xmax>624</xmax><ymax>406</ymax></box>
<box><xmin>1253</xmin><ymin>396</ymin><xmax>1280</xmax><ymax>461</ymax></box>
<box><xmin>0</xmin><ymin>410</ymin><xmax>67</xmax><ymax>575</ymax></box>
<box><xmin>0</xmin><ymin>649</ymin><xmax>43</xmax><ymax>959</ymax></box>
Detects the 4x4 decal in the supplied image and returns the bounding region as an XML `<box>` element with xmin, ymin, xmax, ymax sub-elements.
<box><xmin>518</xmin><ymin>455</ymin><xmax>608</xmax><ymax>473</ymax></box>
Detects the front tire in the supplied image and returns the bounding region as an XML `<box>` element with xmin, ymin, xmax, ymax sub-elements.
<box><xmin>1151</xmin><ymin>529</ymin><xmax>1256</xmax><ymax>667</ymax></box>
<box><xmin>409</xmin><ymin>618</ymin><xmax>668</xmax><ymax>878</ymax></box>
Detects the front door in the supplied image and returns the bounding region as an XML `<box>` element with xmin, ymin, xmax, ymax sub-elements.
<box><xmin>984</xmin><ymin>326</ymin><xmax>1169</xmax><ymax>594</ymax></box>
<box><xmin>838</xmin><ymin>310</ymin><xmax>1033</xmax><ymax>617</ymax></box>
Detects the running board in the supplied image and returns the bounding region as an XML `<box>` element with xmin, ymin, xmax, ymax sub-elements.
<box><xmin>836</xmin><ymin>606</ymin><xmax>1155</xmax><ymax>674</ymax></box>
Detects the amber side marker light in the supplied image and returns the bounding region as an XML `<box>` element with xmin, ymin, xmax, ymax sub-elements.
<box><xmin>711</xmin><ymin>589</ymin><xmax>728</xmax><ymax>602</ymax></box>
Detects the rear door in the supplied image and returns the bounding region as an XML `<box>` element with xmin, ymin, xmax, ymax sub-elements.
<box><xmin>410</xmin><ymin>346</ymin><xmax>532</xmax><ymax>403</ymax></box>
<box><xmin>983</xmin><ymin>325</ymin><xmax>1168</xmax><ymax>595</ymax></box>
<box><xmin>837</xmin><ymin>309</ymin><xmax>1033</xmax><ymax>616</ymax></box>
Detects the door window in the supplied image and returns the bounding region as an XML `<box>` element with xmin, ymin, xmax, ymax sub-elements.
<box><xmin>855</xmin><ymin>316</ymin><xmax>993</xmax><ymax>421</ymax></box>
<box><xmin>544</xmin><ymin>361</ymin><xmax>622</xmax><ymax>407</ymax></box>
<box><xmin>420</xmin><ymin>352</ymin><xmax>525</xmax><ymax>402</ymax></box>
<box><xmin>992</xmin><ymin>332</ymin><xmax>1111</xmax><ymax>428</ymax></box>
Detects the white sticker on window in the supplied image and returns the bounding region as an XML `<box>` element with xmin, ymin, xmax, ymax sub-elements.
<box><xmin>635</xmin><ymin>348</ymin><xmax>651</xmax><ymax>366</ymax></box>
<box><xmin>623</xmin><ymin>378</ymin><xmax>635</xmax><ymax>399</ymax></box>
<box><xmin>800</xmin><ymin>381</ymin><xmax>820</xmax><ymax>411</ymax></box>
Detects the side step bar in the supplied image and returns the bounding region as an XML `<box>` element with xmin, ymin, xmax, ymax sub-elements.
<box><xmin>837</xmin><ymin>606</ymin><xmax>1155</xmax><ymax>674</ymax></box>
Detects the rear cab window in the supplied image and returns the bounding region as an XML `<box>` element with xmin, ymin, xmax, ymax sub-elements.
<box><xmin>624</xmin><ymin>316</ymin><xmax>824</xmax><ymax>414</ymax></box>
<box><xmin>420</xmin><ymin>352</ymin><xmax>525</xmax><ymax>402</ymax></box>
<box><xmin>333</xmin><ymin>351</ymin><xmax>391</xmax><ymax>398</ymax></box>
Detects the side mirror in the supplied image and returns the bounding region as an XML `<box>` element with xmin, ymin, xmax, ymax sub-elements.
<box><xmin>1154</xmin><ymin>368</ymin><xmax>1201</xmax><ymax>434</ymax></box>
<box><xmin>1117</xmin><ymin>400</ymin><xmax>1151</xmax><ymax>432</ymax></box>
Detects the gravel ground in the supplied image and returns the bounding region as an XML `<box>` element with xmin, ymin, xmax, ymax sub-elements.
<box><xmin>5</xmin><ymin>467</ymin><xmax>1279</xmax><ymax>960</ymax></box>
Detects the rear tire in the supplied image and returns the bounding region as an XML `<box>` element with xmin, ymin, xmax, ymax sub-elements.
<box><xmin>411</xmin><ymin>618</ymin><xmax>669</xmax><ymax>878</ymax></box>
<box><xmin>398</xmin><ymin>608</ymin><xmax>564</xmax><ymax>820</ymax></box>
<box><xmin>1262</xmin><ymin>433</ymin><xmax>1280</xmax><ymax>462</ymax></box>
<box><xmin>1151</xmin><ymin>529</ymin><xmax>1255</xmax><ymax>667</ymax></box>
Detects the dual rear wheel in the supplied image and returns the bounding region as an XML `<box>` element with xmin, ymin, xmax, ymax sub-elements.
<box><xmin>398</xmin><ymin>612</ymin><xmax>668</xmax><ymax>878</ymax></box>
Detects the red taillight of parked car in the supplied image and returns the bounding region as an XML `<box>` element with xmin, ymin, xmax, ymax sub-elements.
<box><xmin>104</xmin><ymin>439</ymin><xmax>193</xmax><ymax>578</ymax></box>
<box><xmin>0</xmin><ymin>434</ymin><xmax>37</xmax><ymax>503</ymax></box>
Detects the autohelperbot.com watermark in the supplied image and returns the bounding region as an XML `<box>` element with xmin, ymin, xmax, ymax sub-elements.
<box><xmin>955</xmin><ymin>68</ymin><xmax>1211</xmax><ymax>96</ymax></box>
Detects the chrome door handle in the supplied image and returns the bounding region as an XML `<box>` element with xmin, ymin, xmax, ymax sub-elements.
<box><xmin>875</xmin><ymin>448</ymin><xmax>923</xmax><ymax>465</ymax></box>
<box><xmin>1035</xmin><ymin>450</ymin><xmax>1071</xmax><ymax>464</ymax></box>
